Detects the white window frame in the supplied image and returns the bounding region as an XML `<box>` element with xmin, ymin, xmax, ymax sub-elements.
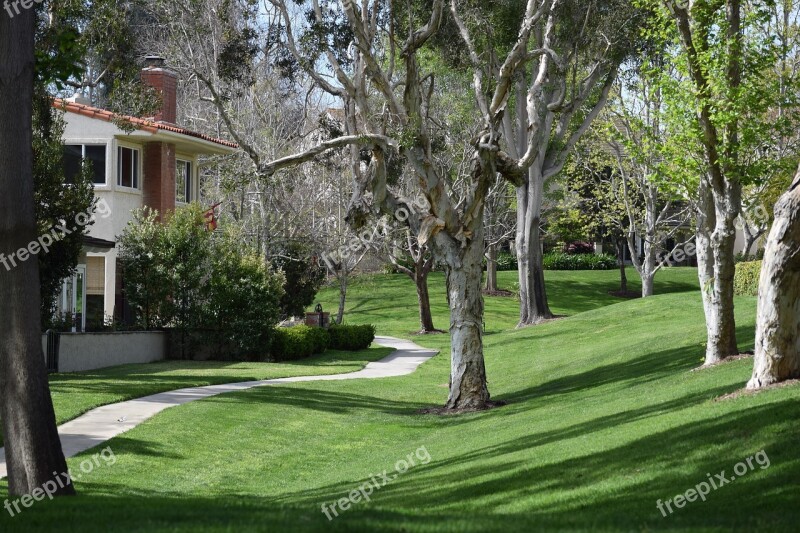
<box><xmin>64</xmin><ymin>143</ymin><xmax>108</xmax><ymax>186</ymax></box>
<box><xmin>176</xmin><ymin>159</ymin><xmax>193</xmax><ymax>204</ymax></box>
<box><xmin>116</xmin><ymin>145</ymin><xmax>141</xmax><ymax>190</ymax></box>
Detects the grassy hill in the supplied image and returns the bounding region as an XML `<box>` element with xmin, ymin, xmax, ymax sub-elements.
<box><xmin>3</xmin><ymin>268</ymin><xmax>798</xmax><ymax>532</ymax></box>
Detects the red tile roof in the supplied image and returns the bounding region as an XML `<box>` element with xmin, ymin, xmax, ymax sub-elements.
<box><xmin>52</xmin><ymin>98</ymin><xmax>239</xmax><ymax>149</ymax></box>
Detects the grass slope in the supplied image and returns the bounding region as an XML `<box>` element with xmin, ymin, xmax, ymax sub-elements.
<box><xmin>3</xmin><ymin>268</ymin><xmax>799</xmax><ymax>532</ymax></box>
<box><xmin>0</xmin><ymin>348</ymin><xmax>393</xmax><ymax>447</ymax></box>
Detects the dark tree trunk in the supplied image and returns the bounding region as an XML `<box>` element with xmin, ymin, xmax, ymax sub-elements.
<box><xmin>516</xmin><ymin>167</ymin><xmax>553</xmax><ymax>326</ymax></box>
<box><xmin>616</xmin><ymin>238</ymin><xmax>628</xmax><ymax>293</ymax></box>
<box><xmin>416</xmin><ymin>272</ymin><xmax>435</xmax><ymax>333</ymax></box>
<box><xmin>0</xmin><ymin>13</ymin><xmax>74</xmax><ymax>496</ymax></box>
<box><xmin>485</xmin><ymin>244</ymin><xmax>498</xmax><ymax>292</ymax></box>
<box><xmin>748</xmin><ymin>175</ymin><xmax>800</xmax><ymax>389</ymax></box>
<box><xmin>336</xmin><ymin>273</ymin><xmax>347</xmax><ymax>325</ymax></box>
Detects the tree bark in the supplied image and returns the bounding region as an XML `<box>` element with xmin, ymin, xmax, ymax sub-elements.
<box><xmin>616</xmin><ymin>238</ymin><xmax>628</xmax><ymax>293</ymax></box>
<box><xmin>336</xmin><ymin>273</ymin><xmax>347</xmax><ymax>325</ymax></box>
<box><xmin>0</xmin><ymin>12</ymin><xmax>75</xmax><ymax>496</ymax></box>
<box><xmin>516</xmin><ymin>166</ymin><xmax>553</xmax><ymax>326</ymax></box>
<box><xmin>485</xmin><ymin>243</ymin><xmax>498</xmax><ymax>292</ymax></box>
<box><xmin>443</xmin><ymin>235</ymin><xmax>490</xmax><ymax>410</ymax></box>
<box><xmin>696</xmin><ymin>179</ymin><xmax>740</xmax><ymax>365</ymax></box>
<box><xmin>416</xmin><ymin>271</ymin><xmax>436</xmax><ymax>333</ymax></box>
<box><xmin>748</xmin><ymin>176</ymin><xmax>800</xmax><ymax>389</ymax></box>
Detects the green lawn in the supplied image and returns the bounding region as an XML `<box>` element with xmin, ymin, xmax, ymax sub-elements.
<box><xmin>3</xmin><ymin>267</ymin><xmax>799</xmax><ymax>532</ymax></box>
<box><xmin>0</xmin><ymin>348</ymin><xmax>393</xmax><ymax>447</ymax></box>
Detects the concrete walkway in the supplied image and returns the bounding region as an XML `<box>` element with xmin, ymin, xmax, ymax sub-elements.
<box><xmin>0</xmin><ymin>336</ymin><xmax>437</xmax><ymax>479</ymax></box>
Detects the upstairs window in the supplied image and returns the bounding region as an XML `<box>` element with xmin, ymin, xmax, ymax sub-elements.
<box><xmin>63</xmin><ymin>144</ymin><xmax>107</xmax><ymax>185</ymax></box>
<box><xmin>176</xmin><ymin>160</ymin><xmax>192</xmax><ymax>203</ymax></box>
<box><xmin>117</xmin><ymin>146</ymin><xmax>140</xmax><ymax>189</ymax></box>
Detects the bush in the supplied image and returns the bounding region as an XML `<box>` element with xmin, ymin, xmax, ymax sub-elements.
<box><xmin>328</xmin><ymin>324</ymin><xmax>376</xmax><ymax>351</ymax></box>
<box><xmin>564</xmin><ymin>241</ymin><xmax>595</xmax><ymax>255</ymax></box>
<box><xmin>271</xmin><ymin>325</ymin><xmax>330</xmax><ymax>361</ymax></box>
<box><xmin>543</xmin><ymin>252</ymin><xmax>617</xmax><ymax>270</ymax></box>
<box><xmin>734</xmin><ymin>261</ymin><xmax>762</xmax><ymax>297</ymax></box>
<box><xmin>271</xmin><ymin>323</ymin><xmax>376</xmax><ymax>361</ymax></box>
<box><xmin>495</xmin><ymin>251</ymin><xmax>518</xmax><ymax>271</ymax></box>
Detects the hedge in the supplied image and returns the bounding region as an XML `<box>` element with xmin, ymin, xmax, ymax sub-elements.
<box><xmin>542</xmin><ymin>252</ymin><xmax>617</xmax><ymax>271</ymax></box>
<box><xmin>734</xmin><ymin>261</ymin><xmax>762</xmax><ymax>297</ymax></box>
<box><xmin>328</xmin><ymin>324</ymin><xmax>376</xmax><ymax>351</ymax></box>
<box><xmin>271</xmin><ymin>323</ymin><xmax>376</xmax><ymax>361</ymax></box>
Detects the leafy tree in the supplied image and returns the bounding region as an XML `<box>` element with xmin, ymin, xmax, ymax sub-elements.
<box><xmin>203</xmin><ymin>229</ymin><xmax>285</xmax><ymax>358</ymax></box>
<box><xmin>34</xmin><ymin>91</ymin><xmax>97</xmax><ymax>328</ymax></box>
<box><xmin>270</xmin><ymin>240</ymin><xmax>326</xmax><ymax>319</ymax></box>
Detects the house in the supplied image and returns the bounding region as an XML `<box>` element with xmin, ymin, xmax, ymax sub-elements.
<box><xmin>55</xmin><ymin>57</ymin><xmax>238</xmax><ymax>331</ymax></box>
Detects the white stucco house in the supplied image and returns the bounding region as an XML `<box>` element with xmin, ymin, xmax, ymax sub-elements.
<box><xmin>55</xmin><ymin>57</ymin><xmax>237</xmax><ymax>330</ymax></box>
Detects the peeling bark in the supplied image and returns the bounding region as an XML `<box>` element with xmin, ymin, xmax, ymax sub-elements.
<box><xmin>748</xmin><ymin>176</ymin><xmax>800</xmax><ymax>389</ymax></box>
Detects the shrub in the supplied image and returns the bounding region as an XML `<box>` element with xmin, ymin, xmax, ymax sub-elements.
<box><xmin>495</xmin><ymin>251</ymin><xmax>518</xmax><ymax>271</ymax></box>
<box><xmin>270</xmin><ymin>240</ymin><xmax>326</xmax><ymax>319</ymax></box>
<box><xmin>734</xmin><ymin>261</ymin><xmax>762</xmax><ymax>297</ymax></box>
<box><xmin>328</xmin><ymin>324</ymin><xmax>376</xmax><ymax>351</ymax></box>
<box><xmin>272</xmin><ymin>325</ymin><xmax>329</xmax><ymax>361</ymax></box>
<box><xmin>564</xmin><ymin>241</ymin><xmax>595</xmax><ymax>255</ymax></box>
<box><xmin>200</xmin><ymin>231</ymin><xmax>285</xmax><ymax>360</ymax></box>
<box><xmin>543</xmin><ymin>252</ymin><xmax>617</xmax><ymax>270</ymax></box>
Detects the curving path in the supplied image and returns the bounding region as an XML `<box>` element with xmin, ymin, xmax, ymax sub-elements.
<box><xmin>0</xmin><ymin>336</ymin><xmax>437</xmax><ymax>479</ymax></box>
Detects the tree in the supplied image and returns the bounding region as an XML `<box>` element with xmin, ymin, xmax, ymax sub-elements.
<box><xmin>449</xmin><ymin>0</ymin><xmax>644</xmax><ymax>325</ymax></box>
<box><xmin>0</xmin><ymin>7</ymin><xmax>74</xmax><ymax>496</ymax></box>
<box><xmin>254</xmin><ymin>0</ymin><xmax>501</xmax><ymax>410</ymax></box>
<box><xmin>383</xmin><ymin>228</ymin><xmax>440</xmax><ymax>333</ymax></box>
<box><xmin>658</xmin><ymin>0</ymin><xmax>792</xmax><ymax>365</ymax></box>
<box><xmin>747</xmin><ymin>167</ymin><xmax>800</xmax><ymax>389</ymax></box>
<box><xmin>34</xmin><ymin>92</ymin><xmax>97</xmax><ymax>327</ymax></box>
<box><xmin>270</xmin><ymin>240</ymin><xmax>326</xmax><ymax>319</ymax></box>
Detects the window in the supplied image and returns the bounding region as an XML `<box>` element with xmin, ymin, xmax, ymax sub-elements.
<box><xmin>117</xmin><ymin>146</ymin><xmax>139</xmax><ymax>189</ymax></box>
<box><xmin>63</xmin><ymin>144</ymin><xmax>106</xmax><ymax>184</ymax></box>
<box><xmin>176</xmin><ymin>160</ymin><xmax>192</xmax><ymax>203</ymax></box>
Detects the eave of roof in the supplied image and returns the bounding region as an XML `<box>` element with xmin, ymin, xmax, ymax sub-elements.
<box><xmin>52</xmin><ymin>98</ymin><xmax>239</xmax><ymax>150</ymax></box>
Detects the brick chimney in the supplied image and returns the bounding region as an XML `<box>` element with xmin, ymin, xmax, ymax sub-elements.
<box><xmin>140</xmin><ymin>56</ymin><xmax>178</xmax><ymax>124</ymax></box>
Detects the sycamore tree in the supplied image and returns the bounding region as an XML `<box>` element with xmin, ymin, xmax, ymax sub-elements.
<box><xmin>654</xmin><ymin>0</ymin><xmax>798</xmax><ymax>365</ymax></box>
<box><xmin>448</xmin><ymin>0</ymin><xmax>644</xmax><ymax>326</ymax></box>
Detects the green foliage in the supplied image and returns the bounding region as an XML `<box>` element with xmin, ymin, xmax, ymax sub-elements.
<box><xmin>327</xmin><ymin>324</ymin><xmax>376</xmax><ymax>351</ymax></box>
<box><xmin>734</xmin><ymin>261</ymin><xmax>762</xmax><ymax>297</ymax></box>
<box><xmin>201</xmin><ymin>230</ymin><xmax>285</xmax><ymax>358</ymax></box>
<box><xmin>271</xmin><ymin>325</ymin><xmax>330</xmax><ymax>361</ymax></box>
<box><xmin>34</xmin><ymin>92</ymin><xmax>97</xmax><ymax>328</ymax></box>
<box><xmin>543</xmin><ymin>252</ymin><xmax>617</xmax><ymax>271</ymax></box>
<box><xmin>119</xmin><ymin>205</ymin><xmax>284</xmax><ymax>360</ymax></box>
<box><xmin>270</xmin><ymin>240</ymin><xmax>326</xmax><ymax>319</ymax></box>
<box><xmin>495</xmin><ymin>252</ymin><xmax>518</xmax><ymax>272</ymax></box>
<box><xmin>271</xmin><ymin>323</ymin><xmax>375</xmax><ymax>361</ymax></box>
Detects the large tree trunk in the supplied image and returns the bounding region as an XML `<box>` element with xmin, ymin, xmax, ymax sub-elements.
<box><xmin>443</xmin><ymin>235</ymin><xmax>490</xmax><ymax>410</ymax></box>
<box><xmin>0</xmin><ymin>13</ymin><xmax>74</xmax><ymax>496</ymax></box>
<box><xmin>516</xmin><ymin>166</ymin><xmax>553</xmax><ymax>326</ymax></box>
<box><xmin>747</xmin><ymin>176</ymin><xmax>800</xmax><ymax>389</ymax></box>
<box><xmin>415</xmin><ymin>269</ymin><xmax>435</xmax><ymax>333</ymax></box>
<box><xmin>485</xmin><ymin>243</ymin><xmax>498</xmax><ymax>292</ymax></box>
<box><xmin>696</xmin><ymin>179</ymin><xmax>740</xmax><ymax>366</ymax></box>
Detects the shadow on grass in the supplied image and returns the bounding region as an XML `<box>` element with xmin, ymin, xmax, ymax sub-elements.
<box><xmin>2</xmin><ymin>398</ymin><xmax>797</xmax><ymax>532</ymax></box>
